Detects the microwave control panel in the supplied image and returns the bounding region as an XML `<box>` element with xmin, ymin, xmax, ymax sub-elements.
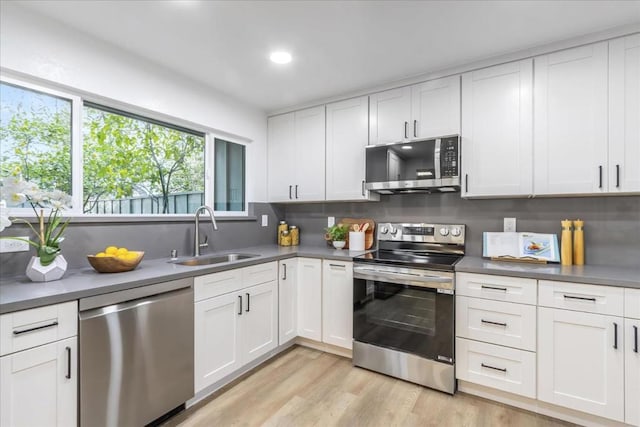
<box><xmin>440</xmin><ymin>137</ymin><xmax>459</xmax><ymax>178</ymax></box>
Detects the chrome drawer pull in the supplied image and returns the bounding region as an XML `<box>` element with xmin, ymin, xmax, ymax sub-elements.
<box><xmin>614</xmin><ymin>322</ymin><xmax>618</xmax><ymax>350</ymax></box>
<box><xmin>65</xmin><ymin>346</ymin><xmax>71</xmax><ymax>379</ymax></box>
<box><xmin>563</xmin><ymin>295</ymin><xmax>596</xmax><ymax>302</ymax></box>
<box><xmin>634</xmin><ymin>326</ymin><xmax>638</xmax><ymax>353</ymax></box>
<box><xmin>481</xmin><ymin>363</ymin><xmax>507</xmax><ymax>373</ymax></box>
<box><xmin>13</xmin><ymin>321</ymin><xmax>59</xmax><ymax>335</ymax></box>
<box><xmin>481</xmin><ymin>319</ymin><xmax>507</xmax><ymax>327</ymax></box>
<box><xmin>329</xmin><ymin>264</ymin><xmax>346</xmax><ymax>269</ymax></box>
<box><xmin>481</xmin><ymin>285</ymin><xmax>507</xmax><ymax>292</ymax></box>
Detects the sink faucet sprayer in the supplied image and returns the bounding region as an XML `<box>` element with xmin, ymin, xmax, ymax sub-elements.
<box><xmin>194</xmin><ymin>205</ymin><xmax>218</xmax><ymax>257</ymax></box>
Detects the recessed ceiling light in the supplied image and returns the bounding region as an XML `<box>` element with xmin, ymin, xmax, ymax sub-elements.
<box><xmin>270</xmin><ymin>51</ymin><xmax>292</xmax><ymax>64</ymax></box>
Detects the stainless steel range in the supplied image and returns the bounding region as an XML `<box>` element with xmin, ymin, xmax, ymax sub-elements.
<box><xmin>352</xmin><ymin>222</ymin><xmax>465</xmax><ymax>394</ymax></box>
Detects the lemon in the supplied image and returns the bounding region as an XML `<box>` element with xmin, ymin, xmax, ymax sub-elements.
<box><xmin>125</xmin><ymin>252</ymin><xmax>138</xmax><ymax>260</ymax></box>
<box><xmin>96</xmin><ymin>252</ymin><xmax>107</xmax><ymax>257</ymax></box>
<box><xmin>116</xmin><ymin>247</ymin><xmax>129</xmax><ymax>257</ymax></box>
<box><xmin>105</xmin><ymin>246</ymin><xmax>118</xmax><ymax>255</ymax></box>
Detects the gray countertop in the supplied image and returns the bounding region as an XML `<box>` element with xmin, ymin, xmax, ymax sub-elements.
<box><xmin>456</xmin><ymin>256</ymin><xmax>640</xmax><ymax>288</ymax></box>
<box><xmin>0</xmin><ymin>244</ymin><xmax>369</xmax><ymax>314</ymax></box>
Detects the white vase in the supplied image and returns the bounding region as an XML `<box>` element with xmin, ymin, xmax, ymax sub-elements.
<box><xmin>26</xmin><ymin>255</ymin><xmax>67</xmax><ymax>282</ymax></box>
<box><xmin>332</xmin><ymin>241</ymin><xmax>346</xmax><ymax>250</ymax></box>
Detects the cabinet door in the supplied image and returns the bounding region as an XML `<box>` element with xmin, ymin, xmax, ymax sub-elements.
<box><xmin>369</xmin><ymin>86</ymin><xmax>411</xmax><ymax>145</ymax></box>
<box><xmin>294</xmin><ymin>106</ymin><xmax>326</xmax><ymax>202</ymax></box>
<box><xmin>194</xmin><ymin>292</ymin><xmax>242</xmax><ymax>392</ymax></box>
<box><xmin>461</xmin><ymin>59</ymin><xmax>533</xmax><ymax>197</ymax></box>
<box><xmin>322</xmin><ymin>261</ymin><xmax>353</xmax><ymax>349</ymax></box>
<box><xmin>0</xmin><ymin>337</ymin><xmax>76</xmax><ymax>427</ymax></box>
<box><xmin>278</xmin><ymin>259</ymin><xmax>298</xmax><ymax>345</ymax></box>
<box><xmin>411</xmin><ymin>75</ymin><xmax>460</xmax><ymax>140</ymax></box>
<box><xmin>626</xmin><ymin>318</ymin><xmax>640</xmax><ymax>426</ymax></box>
<box><xmin>242</xmin><ymin>281</ymin><xmax>278</xmax><ymax>364</ymax></box>
<box><xmin>538</xmin><ymin>307</ymin><xmax>624</xmax><ymax>422</ymax></box>
<box><xmin>609</xmin><ymin>34</ymin><xmax>640</xmax><ymax>194</ymax></box>
<box><xmin>267</xmin><ymin>113</ymin><xmax>296</xmax><ymax>202</ymax></box>
<box><xmin>534</xmin><ymin>43</ymin><xmax>609</xmax><ymax>195</ymax></box>
<box><xmin>326</xmin><ymin>96</ymin><xmax>371</xmax><ymax>201</ymax></box>
<box><xmin>297</xmin><ymin>258</ymin><xmax>323</xmax><ymax>341</ymax></box>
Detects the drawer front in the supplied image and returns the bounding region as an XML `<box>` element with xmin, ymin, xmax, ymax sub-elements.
<box><xmin>194</xmin><ymin>269</ymin><xmax>243</xmax><ymax>302</ymax></box>
<box><xmin>456</xmin><ymin>273</ymin><xmax>537</xmax><ymax>305</ymax></box>
<box><xmin>456</xmin><ymin>296</ymin><xmax>536</xmax><ymax>351</ymax></box>
<box><xmin>456</xmin><ymin>337</ymin><xmax>536</xmax><ymax>399</ymax></box>
<box><xmin>626</xmin><ymin>288</ymin><xmax>640</xmax><ymax>320</ymax></box>
<box><xmin>0</xmin><ymin>301</ymin><xmax>77</xmax><ymax>356</ymax></box>
<box><xmin>242</xmin><ymin>262</ymin><xmax>278</xmax><ymax>287</ymax></box>
<box><xmin>538</xmin><ymin>280</ymin><xmax>624</xmax><ymax>316</ymax></box>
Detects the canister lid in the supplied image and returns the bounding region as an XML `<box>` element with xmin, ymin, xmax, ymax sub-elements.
<box><xmin>281</xmin><ymin>230</ymin><xmax>290</xmax><ymax>236</ymax></box>
<box><xmin>290</xmin><ymin>225</ymin><xmax>298</xmax><ymax>229</ymax></box>
<box><xmin>279</xmin><ymin>220</ymin><xmax>287</xmax><ymax>225</ymax></box>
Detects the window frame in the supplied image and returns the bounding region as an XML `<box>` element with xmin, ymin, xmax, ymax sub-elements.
<box><xmin>0</xmin><ymin>74</ymin><xmax>249</xmax><ymax>219</ymax></box>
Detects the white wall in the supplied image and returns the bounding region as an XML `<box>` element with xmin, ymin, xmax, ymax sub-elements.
<box><xmin>0</xmin><ymin>2</ymin><xmax>268</xmax><ymax>203</ymax></box>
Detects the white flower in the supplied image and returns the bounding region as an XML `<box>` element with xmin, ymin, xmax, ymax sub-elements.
<box><xmin>46</xmin><ymin>190</ymin><xmax>71</xmax><ymax>209</ymax></box>
<box><xmin>0</xmin><ymin>204</ymin><xmax>12</xmax><ymax>232</ymax></box>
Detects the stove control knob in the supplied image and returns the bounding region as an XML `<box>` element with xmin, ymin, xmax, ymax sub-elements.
<box><xmin>389</xmin><ymin>226</ymin><xmax>398</xmax><ymax>236</ymax></box>
<box><xmin>439</xmin><ymin>227</ymin><xmax>450</xmax><ymax>236</ymax></box>
<box><xmin>379</xmin><ymin>226</ymin><xmax>388</xmax><ymax>235</ymax></box>
<box><xmin>451</xmin><ymin>227</ymin><xmax>462</xmax><ymax>237</ymax></box>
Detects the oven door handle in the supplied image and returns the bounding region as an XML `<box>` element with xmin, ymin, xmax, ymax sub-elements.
<box><xmin>353</xmin><ymin>268</ymin><xmax>453</xmax><ymax>290</ymax></box>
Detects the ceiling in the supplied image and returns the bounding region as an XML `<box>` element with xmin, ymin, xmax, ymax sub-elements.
<box><xmin>11</xmin><ymin>0</ymin><xmax>640</xmax><ymax>112</ymax></box>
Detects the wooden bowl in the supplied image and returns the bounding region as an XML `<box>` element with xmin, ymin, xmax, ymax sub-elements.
<box><xmin>87</xmin><ymin>251</ymin><xmax>145</xmax><ymax>273</ymax></box>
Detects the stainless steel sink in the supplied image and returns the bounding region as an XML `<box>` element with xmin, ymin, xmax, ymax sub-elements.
<box><xmin>173</xmin><ymin>253</ymin><xmax>259</xmax><ymax>266</ymax></box>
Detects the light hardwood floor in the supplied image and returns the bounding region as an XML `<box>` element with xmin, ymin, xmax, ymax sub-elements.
<box><xmin>165</xmin><ymin>346</ymin><xmax>575</xmax><ymax>427</ymax></box>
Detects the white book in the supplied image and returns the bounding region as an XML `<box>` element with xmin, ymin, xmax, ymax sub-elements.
<box><xmin>483</xmin><ymin>232</ymin><xmax>560</xmax><ymax>262</ymax></box>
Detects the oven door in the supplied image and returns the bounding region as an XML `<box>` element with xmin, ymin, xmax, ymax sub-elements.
<box><xmin>353</xmin><ymin>264</ymin><xmax>454</xmax><ymax>364</ymax></box>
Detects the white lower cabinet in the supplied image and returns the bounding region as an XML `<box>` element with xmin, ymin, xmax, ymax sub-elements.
<box><xmin>297</xmin><ymin>258</ymin><xmax>323</xmax><ymax>341</ymax></box>
<box><xmin>537</xmin><ymin>307</ymin><xmax>624</xmax><ymax>422</ymax></box>
<box><xmin>322</xmin><ymin>260</ymin><xmax>353</xmax><ymax>350</ymax></box>
<box><xmin>278</xmin><ymin>259</ymin><xmax>298</xmax><ymax>345</ymax></box>
<box><xmin>0</xmin><ymin>337</ymin><xmax>77</xmax><ymax>427</ymax></box>
<box><xmin>626</xmin><ymin>318</ymin><xmax>640</xmax><ymax>426</ymax></box>
<box><xmin>194</xmin><ymin>262</ymin><xmax>278</xmax><ymax>393</ymax></box>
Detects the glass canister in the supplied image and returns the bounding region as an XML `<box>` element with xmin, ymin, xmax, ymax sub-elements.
<box><xmin>280</xmin><ymin>230</ymin><xmax>292</xmax><ymax>246</ymax></box>
<box><xmin>290</xmin><ymin>225</ymin><xmax>299</xmax><ymax>246</ymax></box>
<box><xmin>277</xmin><ymin>220</ymin><xmax>288</xmax><ymax>245</ymax></box>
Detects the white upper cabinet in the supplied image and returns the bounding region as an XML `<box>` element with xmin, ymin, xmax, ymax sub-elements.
<box><xmin>534</xmin><ymin>42</ymin><xmax>609</xmax><ymax>195</ymax></box>
<box><xmin>461</xmin><ymin>60</ymin><xmax>533</xmax><ymax>197</ymax></box>
<box><xmin>609</xmin><ymin>34</ymin><xmax>640</xmax><ymax>194</ymax></box>
<box><xmin>411</xmin><ymin>75</ymin><xmax>460</xmax><ymax>140</ymax></box>
<box><xmin>369</xmin><ymin>86</ymin><xmax>411</xmax><ymax>145</ymax></box>
<box><xmin>326</xmin><ymin>96</ymin><xmax>378</xmax><ymax>201</ymax></box>
<box><xmin>370</xmin><ymin>77</ymin><xmax>461</xmax><ymax>146</ymax></box>
<box><xmin>267</xmin><ymin>106</ymin><xmax>325</xmax><ymax>202</ymax></box>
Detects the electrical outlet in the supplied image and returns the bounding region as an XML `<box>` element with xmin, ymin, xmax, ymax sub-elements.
<box><xmin>504</xmin><ymin>218</ymin><xmax>517</xmax><ymax>233</ymax></box>
<box><xmin>0</xmin><ymin>237</ymin><xmax>30</xmax><ymax>253</ymax></box>
<box><xmin>261</xmin><ymin>215</ymin><xmax>268</xmax><ymax>227</ymax></box>
<box><xmin>328</xmin><ymin>216</ymin><xmax>335</xmax><ymax>227</ymax></box>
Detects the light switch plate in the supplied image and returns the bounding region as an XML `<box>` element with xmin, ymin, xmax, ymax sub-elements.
<box><xmin>328</xmin><ymin>217</ymin><xmax>335</xmax><ymax>227</ymax></box>
<box><xmin>0</xmin><ymin>237</ymin><xmax>30</xmax><ymax>253</ymax></box>
<box><xmin>261</xmin><ymin>215</ymin><xmax>268</xmax><ymax>227</ymax></box>
<box><xmin>504</xmin><ymin>218</ymin><xmax>517</xmax><ymax>233</ymax></box>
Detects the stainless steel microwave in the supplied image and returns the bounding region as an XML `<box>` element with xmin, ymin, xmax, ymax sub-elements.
<box><xmin>365</xmin><ymin>135</ymin><xmax>460</xmax><ymax>194</ymax></box>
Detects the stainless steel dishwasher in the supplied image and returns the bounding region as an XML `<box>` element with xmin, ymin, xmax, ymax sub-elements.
<box><xmin>79</xmin><ymin>278</ymin><xmax>194</xmax><ymax>427</ymax></box>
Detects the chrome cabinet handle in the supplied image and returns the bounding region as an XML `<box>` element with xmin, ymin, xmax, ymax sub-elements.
<box><xmin>599</xmin><ymin>165</ymin><xmax>603</xmax><ymax>189</ymax></box>
<box><xmin>465</xmin><ymin>174</ymin><xmax>468</xmax><ymax>193</ymax></box>
<box><xmin>634</xmin><ymin>325</ymin><xmax>638</xmax><ymax>353</ymax></box>
<box><xmin>295</xmin><ymin>185</ymin><xmax>298</xmax><ymax>199</ymax></box>
<box><xmin>481</xmin><ymin>363</ymin><xmax>507</xmax><ymax>373</ymax></box>
<box><xmin>246</xmin><ymin>293</ymin><xmax>250</xmax><ymax>312</ymax></box>
<box><xmin>614</xmin><ymin>322</ymin><xmax>618</xmax><ymax>349</ymax></box>
<box><xmin>563</xmin><ymin>295</ymin><xmax>596</xmax><ymax>302</ymax></box>
<box><xmin>282</xmin><ymin>264</ymin><xmax>287</xmax><ymax>280</ymax></box>
<box><xmin>288</xmin><ymin>185</ymin><xmax>292</xmax><ymax>199</ymax></box>
<box><xmin>413</xmin><ymin>120</ymin><xmax>417</xmax><ymax>138</ymax></box>
<box><xmin>481</xmin><ymin>285</ymin><xmax>507</xmax><ymax>292</ymax></box>
<box><xmin>616</xmin><ymin>164</ymin><xmax>620</xmax><ymax>188</ymax></box>
<box><xmin>481</xmin><ymin>319</ymin><xmax>507</xmax><ymax>327</ymax></box>
<box><xmin>13</xmin><ymin>321</ymin><xmax>59</xmax><ymax>335</ymax></box>
<box><xmin>361</xmin><ymin>180</ymin><xmax>365</xmax><ymax>197</ymax></box>
<box><xmin>65</xmin><ymin>346</ymin><xmax>71</xmax><ymax>379</ymax></box>
<box><xmin>238</xmin><ymin>295</ymin><xmax>243</xmax><ymax>315</ymax></box>
<box><xmin>404</xmin><ymin>121</ymin><xmax>408</xmax><ymax>139</ymax></box>
<box><xmin>329</xmin><ymin>263</ymin><xmax>346</xmax><ymax>269</ymax></box>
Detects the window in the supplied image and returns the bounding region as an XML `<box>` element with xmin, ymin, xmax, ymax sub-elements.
<box><xmin>0</xmin><ymin>81</ymin><xmax>73</xmax><ymax>207</ymax></box>
<box><xmin>0</xmin><ymin>77</ymin><xmax>248</xmax><ymax>217</ymax></box>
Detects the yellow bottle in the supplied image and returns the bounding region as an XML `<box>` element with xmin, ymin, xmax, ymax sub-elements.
<box><xmin>573</xmin><ymin>220</ymin><xmax>585</xmax><ymax>266</ymax></box>
<box><xmin>561</xmin><ymin>219</ymin><xmax>573</xmax><ymax>266</ymax></box>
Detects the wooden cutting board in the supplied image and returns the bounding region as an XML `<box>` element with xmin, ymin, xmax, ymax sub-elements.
<box><xmin>339</xmin><ymin>218</ymin><xmax>375</xmax><ymax>249</ymax></box>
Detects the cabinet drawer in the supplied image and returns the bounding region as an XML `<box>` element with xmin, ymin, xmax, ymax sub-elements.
<box><xmin>456</xmin><ymin>296</ymin><xmax>536</xmax><ymax>351</ymax></box>
<box><xmin>194</xmin><ymin>269</ymin><xmax>243</xmax><ymax>302</ymax></box>
<box><xmin>456</xmin><ymin>337</ymin><xmax>536</xmax><ymax>399</ymax></box>
<box><xmin>456</xmin><ymin>273</ymin><xmax>537</xmax><ymax>305</ymax></box>
<box><xmin>242</xmin><ymin>262</ymin><xmax>278</xmax><ymax>287</ymax></box>
<box><xmin>0</xmin><ymin>301</ymin><xmax>77</xmax><ymax>356</ymax></box>
<box><xmin>626</xmin><ymin>288</ymin><xmax>640</xmax><ymax>320</ymax></box>
<box><xmin>538</xmin><ymin>280</ymin><xmax>624</xmax><ymax>316</ymax></box>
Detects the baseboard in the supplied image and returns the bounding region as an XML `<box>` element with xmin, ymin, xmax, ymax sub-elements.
<box><xmin>458</xmin><ymin>380</ymin><xmax>629</xmax><ymax>427</ymax></box>
<box><xmin>295</xmin><ymin>337</ymin><xmax>352</xmax><ymax>359</ymax></box>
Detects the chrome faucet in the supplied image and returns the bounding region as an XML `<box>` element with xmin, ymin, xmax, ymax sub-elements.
<box><xmin>194</xmin><ymin>205</ymin><xmax>218</xmax><ymax>257</ymax></box>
